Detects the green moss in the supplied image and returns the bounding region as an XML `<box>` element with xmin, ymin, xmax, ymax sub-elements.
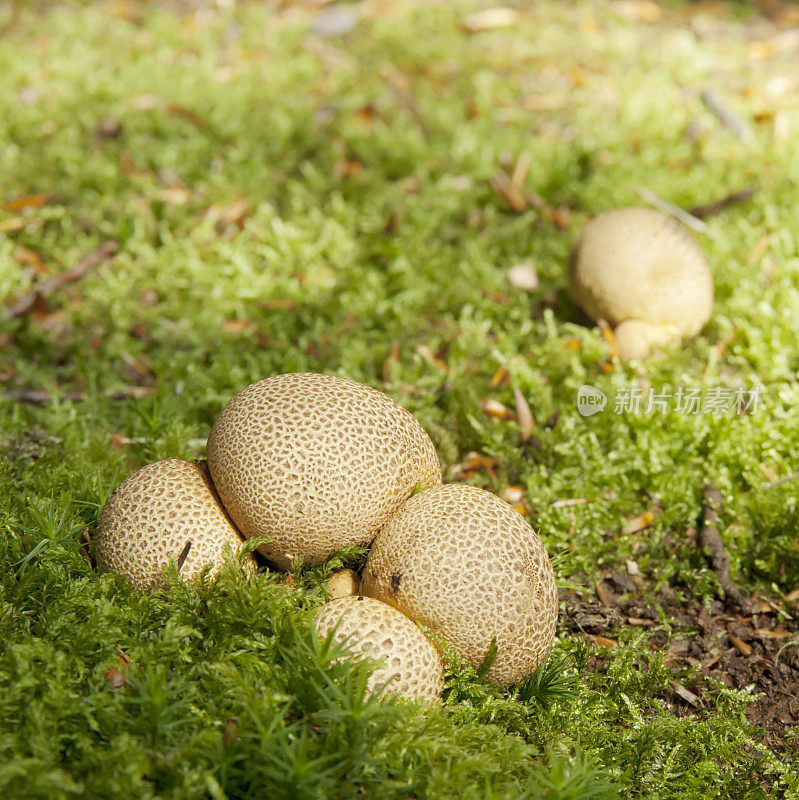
<box><xmin>1</xmin><ymin>1</ymin><xmax>798</xmax><ymax>796</ymax></box>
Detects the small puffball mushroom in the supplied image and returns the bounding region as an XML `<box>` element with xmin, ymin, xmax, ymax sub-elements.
<box><xmin>94</xmin><ymin>459</ymin><xmax>255</xmax><ymax>591</ymax></box>
<box><xmin>325</xmin><ymin>569</ymin><xmax>361</xmax><ymax>600</ymax></box>
<box><xmin>567</xmin><ymin>207</ymin><xmax>713</xmax><ymax>360</ymax></box>
<box><xmin>314</xmin><ymin>596</ymin><xmax>445</xmax><ymax>702</ymax></box>
<box><xmin>361</xmin><ymin>484</ymin><xmax>558</xmax><ymax>686</ymax></box>
<box><xmin>612</xmin><ymin>319</ymin><xmax>680</xmax><ymax>363</ymax></box>
<box><xmin>206</xmin><ymin>373</ymin><xmax>442</xmax><ymax>569</ymax></box>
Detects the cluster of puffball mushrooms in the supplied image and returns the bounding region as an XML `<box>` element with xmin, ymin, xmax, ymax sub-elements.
<box><xmin>94</xmin><ymin>206</ymin><xmax>713</xmax><ymax>701</ymax></box>
<box><xmin>94</xmin><ymin>372</ymin><xmax>559</xmax><ymax>701</ymax></box>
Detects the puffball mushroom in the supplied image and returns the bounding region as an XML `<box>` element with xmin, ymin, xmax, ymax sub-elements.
<box><xmin>206</xmin><ymin>373</ymin><xmax>442</xmax><ymax>569</ymax></box>
<box><xmin>361</xmin><ymin>484</ymin><xmax>558</xmax><ymax>686</ymax></box>
<box><xmin>567</xmin><ymin>207</ymin><xmax>713</xmax><ymax>361</ymax></box>
<box><xmin>314</xmin><ymin>596</ymin><xmax>445</xmax><ymax>702</ymax></box>
<box><xmin>94</xmin><ymin>459</ymin><xmax>254</xmax><ymax>591</ymax></box>
<box><xmin>325</xmin><ymin>569</ymin><xmax>361</xmax><ymax>600</ymax></box>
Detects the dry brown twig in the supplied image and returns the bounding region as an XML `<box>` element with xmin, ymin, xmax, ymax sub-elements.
<box><xmin>3</xmin><ymin>387</ymin><xmax>154</xmax><ymax>404</ymax></box>
<box><xmin>6</xmin><ymin>240</ymin><xmax>119</xmax><ymax>319</ymax></box>
<box><xmin>700</xmin><ymin>87</ymin><xmax>754</xmax><ymax>142</ymax></box>
<box><xmin>689</xmin><ymin>186</ymin><xmax>757</xmax><ymax>219</ymax></box>
<box><xmin>634</xmin><ymin>187</ymin><xmax>707</xmax><ymax>234</ymax></box>
<box><xmin>762</xmin><ymin>471</ymin><xmax>799</xmax><ymax>491</ymax></box>
<box><xmin>700</xmin><ymin>483</ymin><xmax>748</xmax><ymax>610</ymax></box>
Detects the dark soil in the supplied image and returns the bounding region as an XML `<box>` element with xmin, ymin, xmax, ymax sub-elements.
<box><xmin>562</xmin><ymin>574</ymin><xmax>799</xmax><ymax>755</ymax></box>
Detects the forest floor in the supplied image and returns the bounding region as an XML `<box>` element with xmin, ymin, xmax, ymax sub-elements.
<box><xmin>1</xmin><ymin>1</ymin><xmax>798</xmax><ymax>798</ymax></box>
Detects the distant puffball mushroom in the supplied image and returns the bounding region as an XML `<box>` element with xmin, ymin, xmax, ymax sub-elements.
<box><xmin>567</xmin><ymin>207</ymin><xmax>713</xmax><ymax>361</ymax></box>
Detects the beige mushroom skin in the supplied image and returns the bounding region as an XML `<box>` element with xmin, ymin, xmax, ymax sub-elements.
<box><xmin>325</xmin><ymin>569</ymin><xmax>361</xmax><ymax>600</ymax></box>
<box><xmin>206</xmin><ymin>373</ymin><xmax>442</xmax><ymax>569</ymax></box>
<box><xmin>94</xmin><ymin>459</ymin><xmax>254</xmax><ymax>591</ymax></box>
<box><xmin>567</xmin><ymin>207</ymin><xmax>713</xmax><ymax>360</ymax></box>
<box><xmin>361</xmin><ymin>484</ymin><xmax>558</xmax><ymax>686</ymax></box>
<box><xmin>314</xmin><ymin>596</ymin><xmax>445</xmax><ymax>702</ymax></box>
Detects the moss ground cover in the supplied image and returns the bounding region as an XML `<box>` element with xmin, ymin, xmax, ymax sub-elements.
<box><xmin>1</xmin><ymin>1</ymin><xmax>798</xmax><ymax>797</ymax></box>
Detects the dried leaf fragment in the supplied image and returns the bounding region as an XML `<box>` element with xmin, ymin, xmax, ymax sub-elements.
<box><xmin>507</xmin><ymin>262</ymin><xmax>539</xmax><ymax>292</ymax></box>
<box><xmin>450</xmin><ymin>451</ymin><xmax>498</xmax><ymax>480</ymax></box>
<box><xmin>334</xmin><ymin>158</ymin><xmax>364</xmax><ymax>179</ymax></box>
<box><xmin>255</xmin><ymin>299</ymin><xmax>299</xmax><ymax>311</ymax></box>
<box><xmin>586</xmin><ymin>634</ymin><xmax>618</xmax><ymax>648</ymax></box>
<box><xmin>502</xmin><ymin>486</ymin><xmax>526</xmax><ymax>505</ymax></box>
<box><xmin>595</xmin><ymin>581</ymin><xmax>614</xmax><ymax>607</ymax></box>
<box><xmin>205</xmin><ymin>198</ymin><xmax>250</xmax><ymax>229</ymax></box>
<box><xmin>415</xmin><ymin>343</ymin><xmax>447</xmax><ymax>372</ymax></box>
<box><xmin>729</xmin><ymin>635</ymin><xmax>752</xmax><ymax>656</ymax></box>
<box><xmin>158</xmin><ymin>187</ymin><xmax>192</xmax><ymax>205</ymax></box>
<box><xmin>490</xmin><ymin>170</ymin><xmax>526</xmax><ymax>213</ymax></box>
<box><xmin>521</xmin><ymin>95</ymin><xmax>569</xmax><ymax>111</ymax></box>
<box><xmin>545</xmin><ymin>205</ymin><xmax>572</xmax><ymax>230</ymax></box>
<box><xmin>382</xmin><ymin>341</ymin><xmax>400</xmax><ymax>382</ymax></box>
<box><xmin>747</xmin><ymin>233</ymin><xmax>772</xmax><ymax>264</ymax></box>
<box><xmin>166</xmin><ymin>103</ymin><xmax>208</xmax><ymax>129</ymax></box>
<box><xmin>551</xmin><ymin>497</ymin><xmax>591</xmax><ymax>508</ymax></box>
<box><xmin>669</xmin><ymin>680</ymin><xmax>701</xmax><ymax>707</ymax></box>
<box><xmin>511</xmin><ymin>152</ymin><xmax>531</xmax><ymax>188</ymax></box>
<box><xmin>611</xmin><ymin>0</ymin><xmax>662</xmax><ymax>23</ymax></box>
<box><xmin>622</xmin><ymin>511</ymin><xmax>655</xmax><ymax>535</ymax></box>
<box><xmin>223</xmin><ymin>319</ymin><xmax>255</xmax><ymax>334</ymax></box>
<box><xmin>480</xmin><ymin>398</ymin><xmax>515</xmax><ymax>421</ymax></box>
<box><xmin>462</xmin><ymin>7</ymin><xmax>518</xmax><ymax>33</ymax></box>
<box><xmin>511</xmin><ymin>385</ymin><xmax>535</xmax><ymax>441</ymax></box>
<box><xmin>104</xmin><ymin>668</ymin><xmax>126</xmax><ymax>689</ymax></box>
<box><xmin>14</xmin><ymin>246</ymin><xmax>47</xmax><ymax>275</ymax></box>
<box><xmin>0</xmin><ymin>217</ymin><xmax>25</xmax><ymax>233</ymax></box>
<box><xmin>4</xmin><ymin>194</ymin><xmax>49</xmax><ymax>212</ymax></box>
<box><xmin>756</xmin><ymin>628</ymin><xmax>791</xmax><ymax>639</ymax></box>
<box><xmin>490</xmin><ymin>366</ymin><xmax>509</xmax><ymax>387</ymax></box>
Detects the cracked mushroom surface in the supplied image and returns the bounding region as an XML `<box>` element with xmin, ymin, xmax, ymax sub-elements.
<box><xmin>94</xmin><ymin>458</ymin><xmax>253</xmax><ymax>591</ymax></box>
<box><xmin>361</xmin><ymin>484</ymin><xmax>558</xmax><ymax>686</ymax></box>
<box><xmin>314</xmin><ymin>595</ymin><xmax>445</xmax><ymax>702</ymax></box>
<box><xmin>567</xmin><ymin>207</ymin><xmax>714</xmax><ymax>360</ymax></box>
<box><xmin>206</xmin><ymin>373</ymin><xmax>442</xmax><ymax>569</ymax></box>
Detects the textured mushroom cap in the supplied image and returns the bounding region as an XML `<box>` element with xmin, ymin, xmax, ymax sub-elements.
<box><xmin>326</xmin><ymin>569</ymin><xmax>361</xmax><ymax>600</ymax></box>
<box><xmin>206</xmin><ymin>373</ymin><xmax>442</xmax><ymax>569</ymax></box>
<box><xmin>94</xmin><ymin>459</ymin><xmax>254</xmax><ymax>591</ymax></box>
<box><xmin>361</xmin><ymin>484</ymin><xmax>558</xmax><ymax>686</ymax></box>
<box><xmin>314</xmin><ymin>596</ymin><xmax>445</xmax><ymax>702</ymax></box>
<box><xmin>567</xmin><ymin>207</ymin><xmax>713</xmax><ymax>338</ymax></box>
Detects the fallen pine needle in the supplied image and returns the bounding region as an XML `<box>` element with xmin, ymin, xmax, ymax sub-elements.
<box><xmin>634</xmin><ymin>186</ymin><xmax>708</xmax><ymax>234</ymax></box>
